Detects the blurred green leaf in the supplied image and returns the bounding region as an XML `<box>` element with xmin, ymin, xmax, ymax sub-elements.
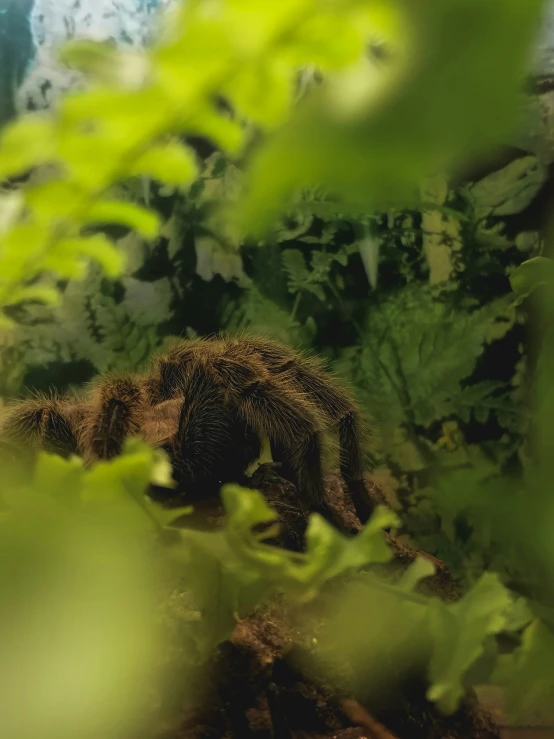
<box><xmin>0</xmin><ymin>443</ymin><xmax>163</xmax><ymax>739</ymax></box>
<box><xmin>509</xmin><ymin>257</ymin><xmax>554</xmax><ymax>302</ymax></box>
<box><xmin>84</xmin><ymin>200</ymin><xmax>161</xmax><ymax>238</ymax></box>
<box><xmin>494</xmin><ymin>620</ymin><xmax>554</xmax><ymax>723</ymax></box>
<box><xmin>238</xmin><ymin>0</ymin><xmax>544</xmax><ymax>232</ymax></box>
<box><xmin>0</xmin><ymin>116</ymin><xmax>56</xmax><ymax>179</ymax></box>
<box><xmin>59</xmin><ymin>40</ymin><xmax>148</xmax><ymax>89</ymax></box>
<box><xmin>396</xmin><ymin>556</ymin><xmax>436</xmax><ymax>592</ymax></box>
<box><xmin>427</xmin><ymin>573</ymin><xmax>512</xmax><ymax>714</ymax></box>
<box><xmin>130</xmin><ymin>141</ymin><xmax>199</xmax><ymax>185</ymax></box>
<box><xmin>53</xmin><ymin>235</ymin><xmax>125</xmax><ymax>278</ymax></box>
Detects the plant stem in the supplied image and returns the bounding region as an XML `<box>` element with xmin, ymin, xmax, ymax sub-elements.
<box><xmin>291</xmin><ymin>292</ymin><xmax>302</xmax><ymax>321</ymax></box>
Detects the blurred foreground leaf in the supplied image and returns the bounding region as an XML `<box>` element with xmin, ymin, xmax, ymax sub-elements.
<box><xmin>238</xmin><ymin>0</ymin><xmax>544</xmax><ymax>232</ymax></box>
<box><xmin>427</xmin><ymin>573</ymin><xmax>512</xmax><ymax>714</ymax></box>
<box><xmin>0</xmin><ymin>440</ymin><xmax>169</xmax><ymax>739</ymax></box>
<box><xmin>494</xmin><ymin>620</ymin><xmax>554</xmax><ymax>723</ymax></box>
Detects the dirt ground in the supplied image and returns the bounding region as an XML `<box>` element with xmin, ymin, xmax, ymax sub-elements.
<box><xmin>153</xmin><ymin>464</ymin><xmax>551</xmax><ymax>739</ymax></box>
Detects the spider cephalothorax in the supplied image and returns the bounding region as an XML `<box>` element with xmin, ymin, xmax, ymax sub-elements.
<box><xmin>0</xmin><ymin>335</ymin><xmax>374</xmax><ymax>532</ymax></box>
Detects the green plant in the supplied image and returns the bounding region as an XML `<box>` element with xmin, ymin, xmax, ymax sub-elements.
<box><xmin>0</xmin><ymin>0</ymin><xmax>543</xmax><ymax>318</ymax></box>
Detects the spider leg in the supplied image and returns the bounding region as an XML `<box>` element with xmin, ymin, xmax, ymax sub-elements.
<box><xmin>147</xmin><ymin>337</ymin><xmax>214</xmax><ymax>403</ymax></box>
<box><xmin>223</xmin><ymin>335</ymin><xmax>375</xmax><ymax>524</ymax></box>
<box><xmin>0</xmin><ymin>394</ymin><xmax>84</xmax><ymax>460</ymax></box>
<box><xmin>210</xmin><ymin>354</ymin><xmax>350</xmax><ymax>533</ymax></box>
<box><xmin>168</xmin><ymin>364</ymin><xmax>262</xmax><ymax>498</ymax></box>
<box><xmin>80</xmin><ymin>375</ymin><xmax>145</xmax><ymax>463</ymax></box>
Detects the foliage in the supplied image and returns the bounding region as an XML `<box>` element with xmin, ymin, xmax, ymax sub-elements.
<box><xmin>20</xmin><ymin>265</ymin><xmax>173</xmax><ymax>373</ymax></box>
<box><xmin>172</xmin><ymin>487</ymin><xmax>399</xmax><ymax>663</ymax></box>
<box><xmin>239</xmin><ymin>0</ymin><xmax>544</xmax><ymax>231</ymax></box>
<box><xmin>336</xmin><ymin>285</ymin><xmax>514</xmax><ymax>437</ymax></box>
<box><xmin>0</xmin><ymin>440</ymin><xmax>174</xmax><ymax>739</ymax></box>
<box><xmin>0</xmin><ymin>0</ymin><xmax>544</xmax><ymax>321</ymax></box>
<box><xmin>0</xmin><ymin>0</ymin><xmax>394</xmax><ymax>314</ymax></box>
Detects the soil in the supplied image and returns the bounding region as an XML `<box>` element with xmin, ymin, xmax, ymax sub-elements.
<box><xmin>154</xmin><ymin>464</ymin><xmax>501</xmax><ymax>739</ymax></box>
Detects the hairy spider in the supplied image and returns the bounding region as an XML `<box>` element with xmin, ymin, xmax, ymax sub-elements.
<box><xmin>0</xmin><ymin>335</ymin><xmax>374</xmax><ymax>532</ymax></box>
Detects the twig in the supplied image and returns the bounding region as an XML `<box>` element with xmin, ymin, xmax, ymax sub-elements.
<box><xmin>341</xmin><ymin>699</ymin><xmax>400</xmax><ymax>739</ymax></box>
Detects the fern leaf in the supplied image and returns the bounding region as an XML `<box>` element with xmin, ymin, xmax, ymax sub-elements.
<box><xmin>281</xmin><ymin>249</ymin><xmax>311</xmax><ymax>295</ymax></box>
<box><xmin>222</xmin><ymin>285</ymin><xmax>313</xmax><ymax>346</ymax></box>
<box><xmin>349</xmin><ymin>285</ymin><xmax>515</xmax><ymax>431</ymax></box>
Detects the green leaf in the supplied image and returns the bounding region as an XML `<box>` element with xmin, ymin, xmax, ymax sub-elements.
<box><xmin>282</xmin><ymin>248</ymin><xmax>311</xmax><ymax>294</ymax></box>
<box><xmin>130</xmin><ymin>142</ymin><xmax>199</xmax><ymax>185</ymax></box>
<box><xmin>183</xmin><ymin>103</ymin><xmax>245</xmax><ymax>154</ymax></box>
<box><xmin>0</xmin><ymin>116</ymin><xmax>56</xmax><ymax>179</ymax></box>
<box><xmin>0</xmin><ymin>192</ymin><xmax>25</xmax><ymax>235</ymax></box>
<box><xmin>25</xmin><ymin>181</ymin><xmax>87</xmax><ymax>220</ymax></box>
<box><xmin>396</xmin><ymin>557</ymin><xmax>436</xmax><ymax>592</ymax></box>
<box><xmin>338</xmin><ymin>285</ymin><xmax>509</xmax><ymax>434</ymax></box>
<box><xmin>84</xmin><ymin>200</ymin><xmax>161</xmax><ymax>238</ymax></box>
<box><xmin>150</xmin><ymin>448</ymin><xmax>177</xmax><ymax>490</ymax></box>
<box><xmin>238</xmin><ymin>0</ymin><xmax>544</xmax><ymax>232</ymax></box>
<box><xmin>170</xmin><ymin>484</ymin><xmax>399</xmax><ymax>664</ymax></box>
<box><xmin>53</xmin><ymin>235</ymin><xmax>125</xmax><ymax>278</ymax></box>
<box><xmin>509</xmin><ymin>257</ymin><xmax>554</xmax><ymax>303</ymax></box>
<box><xmin>358</xmin><ymin>231</ymin><xmax>380</xmax><ymax>289</ymax></box>
<box><xmin>495</xmin><ymin>620</ymin><xmax>554</xmax><ymax>723</ymax></box>
<box><xmin>222</xmin><ymin>484</ymin><xmax>399</xmax><ymax>599</ymax></box>
<box><xmin>223</xmin><ymin>61</ymin><xmax>295</xmax><ymax>127</ymax></box>
<box><xmin>468</xmin><ymin>156</ymin><xmax>547</xmax><ymax>219</ymax></box>
<box><xmin>6</xmin><ymin>284</ymin><xmax>61</xmax><ymax>307</ymax></box>
<box><xmin>0</xmin><ymin>444</ymin><xmax>160</xmax><ymax>739</ymax></box>
<box><xmin>59</xmin><ymin>40</ymin><xmax>148</xmax><ymax>89</ymax></box>
<box><xmin>427</xmin><ymin>573</ymin><xmax>512</xmax><ymax>714</ymax></box>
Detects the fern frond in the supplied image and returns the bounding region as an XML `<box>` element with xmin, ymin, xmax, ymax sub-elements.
<box><xmin>344</xmin><ymin>285</ymin><xmax>516</xmax><ymax>432</ymax></box>
<box><xmin>222</xmin><ymin>285</ymin><xmax>314</xmax><ymax>346</ymax></box>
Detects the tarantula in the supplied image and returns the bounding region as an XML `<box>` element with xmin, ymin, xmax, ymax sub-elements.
<box><xmin>0</xmin><ymin>335</ymin><xmax>374</xmax><ymax>532</ymax></box>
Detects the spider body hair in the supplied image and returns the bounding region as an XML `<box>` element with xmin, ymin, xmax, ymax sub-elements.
<box><xmin>0</xmin><ymin>393</ymin><xmax>85</xmax><ymax>459</ymax></box>
<box><xmin>146</xmin><ymin>367</ymin><xmax>262</xmax><ymax>498</ymax></box>
<box><xmin>0</xmin><ymin>334</ymin><xmax>374</xmax><ymax>532</ymax></box>
<box><xmin>80</xmin><ymin>374</ymin><xmax>145</xmax><ymax>464</ymax></box>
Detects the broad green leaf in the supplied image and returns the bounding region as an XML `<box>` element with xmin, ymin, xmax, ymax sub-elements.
<box><xmin>396</xmin><ymin>556</ymin><xmax>436</xmax><ymax>592</ymax></box>
<box><xmin>427</xmin><ymin>573</ymin><xmax>512</xmax><ymax>714</ymax></box>
<box><xmin>32</xmin><ymin>453</ymin><xmax>85</xmax><ymax>508</ymax></box>
<box><xmin>285</xmin><ymin>9</ymin><xmax>369</xmax><ymax>70</ymax></box>
<box><xmin>0</xmin><ymin>223</ymin><xmax>51</xmax><ymax>282</ymax></box>
<box><xmin>495</xmin><ymin>620</ymin><xmax>554</xmax><ymax>723</ymax></box>
<box><xmin>468</xmin><ymin>156</ymin><xmax>547</xmax><ymax>219</ymax></box>
<box><xmin>59</xmin><ymin>41</ymin><xmax>149</xmax><ymax>89</ymax></box>
<box><xmin>0</xmin><ymin>446</ymin><xmax>160</xmax><ymax>739</ymax></box>
<box><xmin>223</xmin><ymin>61</ymin><xmax>295</xmax><ymax>127</ymax></box>
<box><xmin>222</xmin><ymin>484</ymin><xmax>398</xmax><ymax>598</ymax></box>
<box><xmin>238</xmin><ymin>0</ymin><xmax>544</xmax><ymax>233</ymax></box>
<box><xmin>84</xmin><ymin>200</ymin><xmax>161</xmax><ymax>238</ymax></box>
<box><xmin>0</xmin><ymin>192</ymin><xmax>25</xmax><ymax>235</ymax></box>
<box><xmin>169</xmin><ymin>484</ymin><xmax>399</xmax><ymax>665</ymax></box>
<box><xmin>25</xmin><ymin>181</ymin><xmax>87</xmax><ymax>220</ymax></box>
<box><xmin>54</xmin><ymin>235</ymin><xmax>125</xmax><ymax>278</ymax></box>
<box><xmin>509</xmin><ymin>257</ymin><xmax>554</xmax><ymax>303</ymax></box>
<box><xmin>130</xmin><ymin>141</ymin><xmax>198</xmax><ymax>185</ymax></box>
<box><xmin>0</xmin><ymin>116</ymin><xmax>56</xmax><ymax>179</ymax></box>
<box><xmin>182</xmin><ymin>103</ymin><xmax>245</xmax><ymax>154</ymax></box>
<box><xmin>6</xmin><ymin>284</ymin><xmax>61</xmax><ymax>307</ymax></box>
